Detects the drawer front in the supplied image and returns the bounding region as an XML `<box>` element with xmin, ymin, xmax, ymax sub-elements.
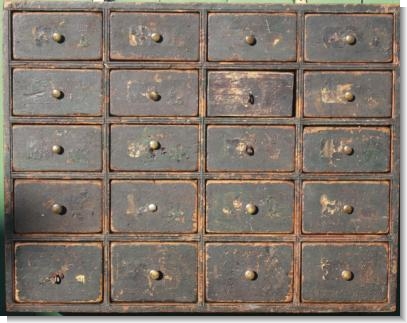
<box><xmin>110</xmin><ymin>13</ymin><xmax>199</xmax><ymax>61</ymax></box>
<box><xmin>110</xmin><ymin>242</ymin><xmax>197</xmax><ymax>302</ymax></box>
<box><xmin>110</xmin><ymin>125</ymin><xmax>198</xmax><ymax>172</ymax></box>
<box><xmin>208</xmin><ymin>14</ymin><xmax>296</xmax><ymax>62</ymax></box>
<box><xmin>111</xmin><ymin>180</ymin><xmax>197</xmax><ymax>233</ymax></box>
<box><xmin>301</xmin><ymin>243</ymin><xmax>388</xmax><ymax>302</ymax></box>
<box><xmin>302</xmin><ymin>181</ymin><xmax>389</xmax><ymax>234</ymax></box>
<box><xmin>206</xmin><ymin>181</ymin><xmax>294</xmax><ymax>233</ymax></box>
<box><xmin>207</xmin><ymin>71</ymin><xmax>294</xmax><ymax>117</ymax></box>
<box><xmin>303</xmin><ymin>127</ymin><xmax>390</xmax><ymax>173</ymax></box>
<box><xmin>110</xmin><ymin>70</ymin><xmax>198</xmax><ymax>117</ymax></box>
<box><xmin>304</xmin><ymin>72</ymin><xmax>392</xmax><ymax>118</ymax></box>
<box><xmin>207</xmin><ymin>126</ymin><xmax>295</xmax><ymax>172</ymax></box>
<box><xmin>14</xmin><ymin>180</ymin><xmax>102</xmax><ymax>234</ymax></box>
<box><xmin>304</xmin><ymin>14</ymin><xmax>393</xmax><ymax>63</ymax></box>
<box><xmin>15</xmin><ymin>243</ymin><xmax>103</xmax><ymax>303</ymax></box>
<box><xmin>12</xmin><ymin>125</ymin><xmax>102</xmax><ymax>172</ymax></box>
<box><xmin>206</xmin><ymin>243</ymin><xmax>293</xmax><ymax>302</ymax></box>
<box><xmin>13</xmin><ymin>13</ymin><xmax>102</xmax><ymax>60</ymax></box>
<box><xmin>13</xmin><ymin>69</ymin><xmax>103</xmax><ymax>116</ymax></box>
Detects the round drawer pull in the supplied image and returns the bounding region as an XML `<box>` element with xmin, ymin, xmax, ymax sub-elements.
<box><xmin>248</xmin><ymin>93</ymin><xmax>255</xmax><ymax>105</ymax></box>
<box><xmin>51</xmin><ymin>89</ymin><xmax>63</xmax><ymax>99</ymax></box>
<box><xmin>344</xmin><ymin>34</ymin><xmax>356</xmax><ymax>45</ymax></box>
<box><xmin>52</xmin><ymin>32</ymin><xmax>64</xmax><ymax>43</ymax></box>
<box><xmin>148</xmin><ymin>204</ymin><xmax>158</xmax><ymax>212</ymax></box>
<box><xmin>245</xmin><ymin>145</ymin><xmax>254</xmax><ymax>156</ymax></box>
<box><xmin>147</xmin><ymin>91</ymin><xmax>161</xmax><ymax>102</ymax></box>
<box><xmin>51</xmin><ymin>272</ymin><xmax>64</xmax><ymax>284</ymax></box>
<box><xmin>52</xmin><ymin>145</ymin><xmax>64</xmax><ymax>155</ymax></box>
<box><xmin>245</xmin><ymin>203</ymin><xmax>258</xmax><ymax>215</ymax></box>
<box><xmin>151</xmin><ymin>33</ymin><xmax>162</xmax><ymax>43</ymax></box>
<box><xmin>244</xmin><ymin>270</ymin><xmax>257</xmax><ymax>281</ymax></box>
<box><xmin>341</xmin><ymin>270</ymin><xmax>354</xmax><ymax>281</ymax></box>
<box><xmin>342</xmin><ymin>204</ymin><xmax>354</xmax><ymax>214</ymax></box>
<box><xmin>344</xmin><ymin>91</ymin><xmax>355</xmax><ymax>102</ymax></box>
<box><xmin>149</xmin><ymin>140</ymin><xmax>161</xmax><ymax>150</ymax></box>
<box><xmin>245</xmin><ymin>35</ymin><xmax>256</xmax><ymax>46</ymax></box>
<box><xmin>341</xmin><ymin>145</ymin><xmax>353</xmax><ymax>156</ymax></box>
<box><xmin>51</xmin><ymin>203</ymin><xmax>65</xmax><ymax>215</ymax></box>
<box><xmin>149</xmin><ymin>270</ymin><xmax>162</xmax><ymax>280</ymax></box>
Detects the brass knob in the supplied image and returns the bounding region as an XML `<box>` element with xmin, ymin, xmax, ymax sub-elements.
<box><xmin>341</xmin><ymin>145</ymin><xmax>354</xmax><ymax>156</ymax></box>
<box><xmin>245</xmin><ymin>145</ymin><xmax>254</xmax><ymax>156</ymax></box>
<box><xmin>52</xmin><ymin>145</ymin><xmax>63</xmax><ymax>155</ymax></box>
<box><xmin>52</xmin><ymin>89</ymin><xmax>63</xmax><ymax>99</ymax></box>
<box><xmin>148</xmin><ymin>204</ymin><xmax>157</xmax><ymax>212</ymax></box>
<box><xmin>149</xmin><ymin>140</ymin><xmax>160</xmax><ymax>150</ymax></box>
<box><xmin>244</xmin><ymin>270</ymin><xmax>257</xmax><ymax>281</ymax></box>
<box><xmin>149</xmin><ymin>270</ymin><xmax>162</xmax><ymax>280</ymax></box>
<box><xmin>147</xmin><ymin>91</ymin><xmax>161</xmax><ymax>101</ymax></box>
<box><xmin>344</xmin><ymin>91</ymin><xmax>354</xmax><ymax>102</ymax></box>
<box><xmin>51</xmin><ymin>203</ymin><xmax>65</xmax><ymax>215</ymax></box>
<box><xmin>245</xmin><ymin>203</ymin><xmax>258</xmax><ymax>215</ymax></box>
<box><xmin>344</xmin><ymin>34</ymin><xmax>356</xmax><ymax>45</ymax></box>
<box><xmin>245</xmin><ymin>35</ymin><xmax>256</xmax><ymax>46</ymax></box>
<box><xmin>341</xmin><ymin>270</ymin><xmax>353</xmax><ymax>281</ymax></box>
<box><xmin>52</xmin><ymin>32</ymin><xmax>63</xmax><ymax>43</ymax></box>
<box><xmin>342</xmin><ymin>204</ymin><xmax>354</xmax><ymax>214</ymax></box>
<box><xmin>151</xmin><ymin>33</ymin><xmax>162</xmax><ymax>43</ymax></box>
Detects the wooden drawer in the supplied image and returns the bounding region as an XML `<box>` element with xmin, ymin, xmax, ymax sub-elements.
<box><xmin>14</xmin><ymin>242</ymin><xmax>103</xmax><ymax>303</ymax></box>
<box><xmin>304</xmin><ymin>71</ymin><xmax>392</xmax><ymax>118</ymax></box>
<box><xmin>207</xmin><ymin>71</ymin><xmax>294</xmax><ymax>117</ymax></box>
<box><xmin>110</xmin><ymin>70</ymin><xmax>198</xmax><ymax>117</ymax></box>
<box><xmin>110</xmin><ymin>125</ymin><xmax>198</xmax><ymax>172</ymax></box>
<box><xmin>13</xmin><ymin>69</ymin><xmax>103</xmax><ymax>117</ymax></box>
<box><xmin>301</xmin><ymin>243</ymin><xmax>388</xmax><ymax>302</ymax></box>
<box><xmin>303</xmin><ymin>127</ymin><xmax>390</xmax><ymax>173</ymax></box>
<box><xmin>12</xmin><ymin>125</ymin><xmax>102</xmax><ymax>172</ymax></box>
<box><xmin>206</xmin><ymin>243</ymin><xmax>293</xmax><ymax>302</ymax></box>
<box><xmin>302</xmin><ymin>181</ymin><xmax>389</xmax><ymax>234</ymax></box>
<box><xmin>208</xmin><ymin>13</ymin><xmax>297</xmax><ymax>62</ymax></box>
<box><xmin>13</xmin><ymin>12</ymin><xmax>102</xmax><ymax>60</ymax></box>
<box><xmin>206</xmin><ymin>181</ymin><xmax>294</xmax><ymax>233</ymax></box>
<box><xmin>207</xmin><ymin>125</ymin><xmax>295</xmax><ymax>172</ymax></box>
<box><xmin>304</xmin><ymin>14</ymin><xmax>393</xmax><ymax>63</ymax></box>
<box><xmin>110</xmin><ymin>180</ymin><xmax>197</xmax><ymax>233</ymax></box>
<box><xmin>110</xmin><ymin>242</ymin><xmax>197</xmax><ymax>302</ymax></box>
<box><xmin>14</xmin><ymin>180</ymin><xmax>102</xmax><ymax>234</ymax></box>
<box><xmin>110</xmin><ymin>13</ymin><xmax>200</xmax><ymax>61</ymax></box>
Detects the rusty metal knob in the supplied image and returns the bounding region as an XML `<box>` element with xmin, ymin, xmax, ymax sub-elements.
<box><xmin>341</xmin><ymin>145</ymin><xmax>354</xmax><ymax>156</ymax></box>
<box><xmin>344</xmin><ymin>91</ymin><xmax>355</xmax><ymax>102</ymax></box>
<box><xmin>344</xmin><ymin>34</ymin><xmax>356</xmax><ymax>45</ymax></box>
<box><xmin>52</xmin><ymin>32</ymin><xmax>63</xmax><ymax>43</ymax></box>
<box><xmin>52</xmin><ymin>145</ymin><xmax>63</xmax><ymax>155</ymax></box>
<box><xmin>341</xmin><ymin>270</ymin><xmax>353</xmax><ymax>281</ymax></box>
<box><xmin>149</xmin><ymin>140</ymin><xmax>160</xmax><ymax>150</ymax></box>
<box><xmin>342</xmin><ymin>204</ymin><xmax>354</xmax><ymax>214</ymax></box>
<box><xmin>149</xmin><ymin>270</ymin><xmax>162</xmax><ymax>280</ymax></box>
<box><xmin>245</xmin><ymin>35</ymin><xmax>256</xmax><ymax>46</ymax></box>
<box><xmin>245</xmin><ymin>203</ymin><xmax>258</xmax><ymax>215</ymax></box>
<box><xmin>147</xmin><ymin>90</ymin><xmax>161</xmax><ymax>101</ymax></box>
<box><xmin>51</xmin><ymin>203</ymin><xmax>65</xmax><ymax>215</ymax></box>
<box><xmin>151</xmin><ymin>33</ymin><xmax>162</xmax><ymax>43</ymax></box>
<box><xmin>244</xmin><ymin>270</ymin><xmax>257</xmax><ymax>281</ymax></box>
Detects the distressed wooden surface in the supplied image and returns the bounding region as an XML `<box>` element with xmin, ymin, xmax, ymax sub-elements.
<box><xmin>206</xmin><ymin>181</ymin><xmax>294</xmax><ymax>233</ymax></box>
<box><xmin>14</xmin><ymin>243</ymin><xmax>103</xmax><ymax>303</ymax></box>
<box><xmin>12</xmin><ymin>125</ymin><xmax>102</xmax><ymax>171</ymax></box>
<box><xmin>207</xmin><ymin>125</ymin><xmax>295</xmax><ymax>172</ymax></box>
<box><xmin>110</xmin><ymin>180</ymin><xmax>197</xmax><ymax>233</ymax></box>
<box><xmin>303</xmin><ymin>127</ymin><xmax>391</xmax><ymax>173</ymax></box>
<box><xmin>208</xmin><ymin>13</ymin><xmax>297</xmax><ymax>61</ymax></box>
<box><xmin>14</xmin><ymin>180</ymin><xmax>102</xmax><ymax>233</ymax></box>
<box><xmin>302</xmin><ymin>181</ymin><xmax>389</xmax><ymax>234</ymax></box>
<box><xmin>13</xmin><ymin>12</ymin><xmax>102</xmax><ymax>60</ymax></box>
<box><xmin>301</xmin><ymin>243</ymin><xmax>388</xmax><ymax>302</ymax></box>
<box><xmin>110</xmin><ymin>70</ymin><xmax>198</xmax><ymax>117</ymax></box>
<box><xmin>304</xmin><ymin>14</ymin><xmax>393</xmax><ymax>62</ymax></box>
<box><xmin>110</xmin><ymin>242</ymin><xmax>197</xmax><ymax>302</ymax></box>
<box><xmin>110</xmin><ymin>13</ymin><xmax>200</xmax><ymax>61</ymax></box>
<box><xmin>110</xmin><ymin>125</ymin><xmax>198</xmax><ymax>171</ymax></box>
<box><xmin>206</xmin><ymin>243</ymin><xmax>293</xmax><ymax>302</ymax></box>
<box><xmin>207</xmin><ymin>71</ymin><xmax>294</xmax><ymax>117</ymax></box>
<box><xmin>13</xmin><ymin>69</ymin><xmax>103</xmax><ymax>116</ymax></box>
<box><xmin>304</xmin><ymin>71</ymin><xmax>392</xmax><ymax>118</ymax></box>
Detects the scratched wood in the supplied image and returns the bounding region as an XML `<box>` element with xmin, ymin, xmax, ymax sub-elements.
<box><xmin>13</xmin><ymin>12</ymin><xmax>102</xmax><ymax>60</ymax></box>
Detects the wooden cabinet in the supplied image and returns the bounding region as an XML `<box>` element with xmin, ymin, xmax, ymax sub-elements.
<box><xmin>4</xmin><ymin>3</ymin><xmax>399</xmax><ymax>314</ymax></box>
